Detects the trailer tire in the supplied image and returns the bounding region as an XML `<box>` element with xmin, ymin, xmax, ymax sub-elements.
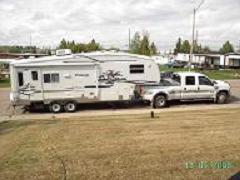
<box><xmin>216</xmin><ymin>92</ymin><xmax>228</xmax><ymax>104</ymax></box>
<box><xmin>50</xmin><ymin>102</ymin><xmax>62</xmax><ymax>113</ymax></box>
<box><xmin>64</xmin><ymin>102</ymin><xmax>77</xmax><ymax>112</ymax></box>
<box><xmin>153</xmin><ymin>94</ymin><xmax>167</xmax><ymax>108</ymax></box>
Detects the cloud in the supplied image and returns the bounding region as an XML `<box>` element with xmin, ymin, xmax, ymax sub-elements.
<box><xmin>0</xmin><ymin>0</ymin><xmax>239</xmax><ymax>50</ymax></box>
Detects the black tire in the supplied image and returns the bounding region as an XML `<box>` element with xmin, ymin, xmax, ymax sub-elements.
<box><xmin>216</xmin><ymin>92</ymin><xmax>228</xmax><ymax>104</ymax></box>
<box><xmin>50</xmin><ymin>102</ymin><xmax>62</xmax><ymax>113</ymax></box>
<box><xmin>64</xmin><ymin>102</ymin><xmax>77</xmax><ymax>113</ymax></box>
<box><xmin>153</xmin><ymin>95</ymin><xmax>167</xmax><ymax>108</ymax></box>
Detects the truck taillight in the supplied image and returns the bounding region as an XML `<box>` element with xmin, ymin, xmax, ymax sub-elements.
<box><xmin>140</xmin><ymin>86</ymin><xmax>144</xmax><ymax>95</ymax></box>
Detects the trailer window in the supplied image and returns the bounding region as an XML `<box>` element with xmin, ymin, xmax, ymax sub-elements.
<box><xmin>44</xmin><ymin>74</ymin><xmax>51</xmax><ymax>83</ymax></box>
<box><xmin>186</xmin><ymin>76</ymin><xmax>195</xmax><ymax>85</ymax></box>
<box><xmin>51</xmin><ymin>74</ymin><xmax>59</xmax><ymax>83</ymax></box>
<box><xmin>130</xmin><ymin>64</ymin><xmax>144</xmax><ymax>74</ymax></box>
<box><xmin>31</xmin><ymin>71</ymin><xmax>38</xmax><ymax>81</ymax></box>
<box><xmin>44</xmin><ymin>73</ymin><xmax>59</xmax><ymax>83</ymax></box>
<box><xmin>18</xmin><ymin>72</ymin><xmax>24</xmax><ymax>86</ymax></box>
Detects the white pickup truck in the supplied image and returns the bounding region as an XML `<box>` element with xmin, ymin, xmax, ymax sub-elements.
<box><xmin>143</xmin><ymin>72</ymin><xmax>231</xmax><ymax>108</ymax></box>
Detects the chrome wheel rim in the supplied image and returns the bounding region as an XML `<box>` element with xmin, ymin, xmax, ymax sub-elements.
<box><xmin>52</xmin><ymin>104</ymin><xmax>61</xmax><ymax>112</ymax></box>
<box><xmin>156</xmin><ymin>97</ymin><xmax>165</xmax><ymax>107</ymax></box>
<box><xmin>67</xmin><ymin>103</ymin><xmax>75</xmax><ymax>111</ymax></box>
<box><xmin>219</xmin><ymin>94</ymin><xmax>226</xmax><ymax>103</ymax></box>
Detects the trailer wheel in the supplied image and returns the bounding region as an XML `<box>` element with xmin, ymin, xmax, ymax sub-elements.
<box><xmin>216</xmin><ymin>92</ymin><xmax>228</xmax><ymax>104</ymax></box>
<box><xmin>50</xmin><ymin>103</ymin><xmax>62</xmax><ymax>113</ymax></box>
<box><xmin>64</xmin><ymin>102</ymin><xmax>77</xmax><ymax>112</ymax></box>
<box><xmin>153</xmin><ymin>95</ymin><xmax>167</xmax><ymax>108</ymax></box>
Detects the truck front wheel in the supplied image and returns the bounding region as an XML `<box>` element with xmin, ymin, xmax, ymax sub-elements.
<box><xmin>216</xmin><ymin>92</ymin><xmax>228</xmax><ymax>104</ymax></box>
<box><xmin>153</xmin><ymin>95</ymin><xmax>167</xmax><ymax>108</ymax></box>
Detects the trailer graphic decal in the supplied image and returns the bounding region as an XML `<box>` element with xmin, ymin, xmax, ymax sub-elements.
<box><xmin>98</xmin><ymin>70</ymin><xmax>126</xmax><ymax>84</ymax></box>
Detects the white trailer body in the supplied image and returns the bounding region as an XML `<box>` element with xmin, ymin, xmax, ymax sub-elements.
<box><xmin>10</xmin><ymin>52</ymin><xmax>160</xmax><ymax>111</ymax></box>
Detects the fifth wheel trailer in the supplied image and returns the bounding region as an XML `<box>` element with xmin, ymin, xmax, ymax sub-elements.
<box><xmin>9</xmin><ymin>50</ymin><xmax>160</xmax><ymax>112</ymax></box>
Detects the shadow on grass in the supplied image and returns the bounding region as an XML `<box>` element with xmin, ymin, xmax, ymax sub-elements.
<box><xmin>0</xmin><ymin>119</ymin><xmax>59</xmax><ymax>135</ymax></box>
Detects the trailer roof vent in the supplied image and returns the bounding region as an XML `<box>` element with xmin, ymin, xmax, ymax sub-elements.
<box><xmin>56</xmin><ymin>49</ymin><xmax>72</xmax><ymax>56</ymax></box>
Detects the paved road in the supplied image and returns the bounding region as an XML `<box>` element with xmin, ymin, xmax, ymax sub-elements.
<box><xmin>0</xmin><ymin>80</ymin><xmax>239</xmax><ymax>121</ymax></box>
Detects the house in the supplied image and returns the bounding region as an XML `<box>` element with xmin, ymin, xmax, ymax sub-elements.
<box><xmin>225</xmin><ymin>53</ymin><xmax>240</xmax><ymax>69</ymax></box>
<box><xmin>174</xmin><ymin>53</ymin><xmax>240</xmax><ymax>69</ymax></box>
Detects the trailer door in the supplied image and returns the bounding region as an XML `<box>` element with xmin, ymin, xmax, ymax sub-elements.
<box><xmin>28</xmin><ymin>69</ymin><xmax>43</xmax><ymax>101</ymax></box>
<box><xmin>18</xmin><ymin>68</ymin><xmax>43</xmax><ymax>102</ymax></box>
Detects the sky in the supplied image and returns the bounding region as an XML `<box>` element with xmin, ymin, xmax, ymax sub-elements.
<box><xmin>0</xmin><ymin>0</ymin><xmax>239</xmax><ymax>51</ymax></box>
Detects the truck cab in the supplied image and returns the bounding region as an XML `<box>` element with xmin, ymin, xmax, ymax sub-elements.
<box><xmin>143</xmin><ymin>72</ymin><xmax>231</xmax><ymax>108</ymax></box>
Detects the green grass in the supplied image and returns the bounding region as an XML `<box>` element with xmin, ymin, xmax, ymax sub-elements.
<box><xmin>0</xmin><ymin>79</ymin><xmax>10</xmax><ymax>88</ymax></box>
<box><xmin>160</xmin><ymin>66</ymin><xmax>240</xmax><ymax>80</ymax></box>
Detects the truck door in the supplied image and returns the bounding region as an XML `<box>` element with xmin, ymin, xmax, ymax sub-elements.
<box><xmin>182</xmin><ymin>76</ymin><xmax>198</xmax><ymax>99</ymax></box>
<box><xmin>197</xmin><ymin>76</ymin><xmax>215</xmax><ymax>99</ymax></box>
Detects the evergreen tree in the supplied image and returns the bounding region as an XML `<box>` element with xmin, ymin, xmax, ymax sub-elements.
<box><xmin>140</xmin><ymin>35</ymin><xmax>151</xmax><ymax>56</ymax></box>
<box><xmin>180</xmin><ymin>40</ymin><xmax>191</xmax><ymax>54</ymax></box>
<box><xmin>150</xmin><ymin>42</ymin><xmax>157</xmax><ymax>55</ymax></box>
<box><xmin>174</xmin><ymin>38</ymin><xmax>182</xmax><ymax>54</ymax></box>
<box><xmin>87</xmin><ymin>39</ymin><xmax>100</xmax><ymax>52</ymax></box>
<box><xmin>130</xmin><ymin>32</ymin><xmax>141</xmax><ymax>54</ymax></box>
<box><xmin>59</xmin><ymin>39</ymin><xmax>67</xmax><ymax>49</ymax></box>
<box><xmin>220</xmin><ymin>41</ymin><xmax>234</xmax><ymax>54</ymax></box>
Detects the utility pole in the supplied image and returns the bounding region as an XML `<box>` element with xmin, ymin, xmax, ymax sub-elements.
<box><xmin>189</xmin><ymin>0</ymin><xmax>205</xmax><ymax>71</ymax></box>
<box><xmin>238</xmin><ymin>40</ymin><xmax>240</xmax><ymax>53</ymax></box>
<box><xmin>128</xmin><ymin>28</ymin><xmax>131</xmax><ymax>51</ymax></box>
<box><xmin>29</xmin><ymin>33</ymin><xmax>32</xmax><ymax>53</ymax></box>
<box><xmin>196</xmin><ymin>30</ymin><xmax>199</xmax><ymax>46</ymax></box>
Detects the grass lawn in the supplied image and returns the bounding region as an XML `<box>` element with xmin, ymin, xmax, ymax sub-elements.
<box><xmin>160</xmin><ymin>66</ymin><xmax>240</xmax><ymax>80</ymax></box>
<box><xmin>0</xmin><ymin>108</ymin><xmax>240</xmax><ymax>179</ymax></box>
<box><xmin>0</xmin><ymin>79</ymin><xmax>10</xmax><ymax>88</ymax></box>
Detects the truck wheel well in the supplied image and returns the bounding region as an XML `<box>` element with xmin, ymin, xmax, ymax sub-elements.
<box><xmin>217</xmin><ymin>90</ymin><xmax>229</xmax><ymax>97</ymax></box>
<box><xmin>154</xmin><ymin>93</ymin><xmax>168</xmax><ymax>100</ymax></box>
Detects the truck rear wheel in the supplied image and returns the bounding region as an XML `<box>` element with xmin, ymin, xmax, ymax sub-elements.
<box><xmin>50</xmin><ymin>103</ymin><xmax>62</xmax><ymax>113</ymax></box>
<box><xmin>153</xmin><ymin>95</ymin><xmax>167</xmax><ymax>108</ymax></box>
<box><xmin>216</xmin><ymin>92</ymin><xmax>228</xmax><ymax>104</ymax></box>
<box><xmin>64</xmin><ymin>102</ymin><xmax>77</xmax><ymax>112</ymax></box>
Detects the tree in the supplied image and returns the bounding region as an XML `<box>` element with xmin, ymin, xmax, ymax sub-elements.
<box><xmin>58</xmin><ymin>38</ymin><xmax>101</xmax><ymax>53</ymax></box>
<box><xmin>140</xmin><ymin>35</ymin><xmax>151</xmax><ymax>56</ymax></box>
<box><xmin>150</xmin><ymin>42</ymin><xmax>157</xmax><ymax>55</ymax></box>
<box><xmin>202</xmin><ymin>46</ymin><xmax>211</xmax><ymax>53</ymax></box>
<box><xmin>180</xmin><ymin>40</ymin><xmax>191</xmax><ymax>54</ymax></box>
<box><xmin>87</xmin><ymin>39</ymin><xmax>101</xmax><ymax>52</ymax></box>
<box><xmin>174</xmin><ymin>38</ymin><xmax>182</xmax><ymax>54</ymax></box>
<box><xmin>59</xmin><ymin>39</ymin><xmax>67</xmax><ymax>49</ymax></box>
<box><xmin>130</xmin><ymin>32</ymin><xmax>141</xmax><ymax>54</ymax></box>
<box><xmin>220</xmin><ymin>41</ymin><xmax>234</xmax><ymax>54</ymax></box>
